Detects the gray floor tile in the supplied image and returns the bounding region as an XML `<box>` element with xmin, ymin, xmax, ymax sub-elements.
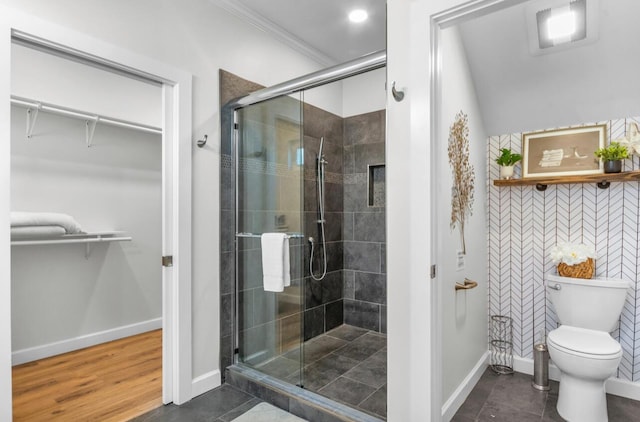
<box><xmin>607</xmin><ymin>394</ymin><xmax>640</xmax><ymax>422</ymax></box>
<box><xmin>285</xmin><ymin>335</ymin><xmax>348</xmax><ymax>364</ymax></box>
<box><xmin>301</xmin><ymin>353</ymin><xmax>360</xmax><ymax>391</ymax></box>
<box><xmin>325</xmin><ymin>324</ymin><xmax>369</xmax><ymax>341</ymax></box>
<box><xmin>130</xmin><ymin>405</ymin><xmax>182</xmax><ymax>422</ymax></box>
<box><xmin>342</xmin><ymin>356</ymin><xmax>386</xmax><ymax>388</ymax></box>
<box><xmin>134</xmin><ymin>384</ymin><xmax>256</xmax><ymax>422</ymax></box>
<box><xmin>542</xmin><ymin>393</ymin><xmax>564</xmax><ymax>422</ymax></box>
<box><xmin>450</xmin><ymin>415</ymin><xmax>476</xmax><ymax>422</ymax></box>
<box><xmin>257</xmin><ymin>356</ymin><xmax>301</xmax><ymax>379</ymax></box>
<box><xmin>358</xmin><ymin>384</ymin><xmax>387</xmax><ymax>418</ymax></box>
<box><xmin>184</xmin><ymin>384</ymin><xmax>255</xmax><ymax>417</ymax></box>
<box><xmin>219</xmin><ymin>398</ymin><xmax>263</xmax><ymax>422</ymax></box>
<box><xmin>455</xmin><ymin>368</ymin><xmax>640</xmax><ymax>422</ymax></box>
<box><xmin>333</xmin><ymin>332</ymin><xmax>386</xmax><ymax>361</ymax></box>
<box><xmin>455</xmin><ymin>369</ymin><xmax>502</xmax><ymax>419</ymax></box>
<box><xmin>477</xmin><ymin>402</ymin><xmax>543</xmax><ymax>422</ymax></box>
<box><xmin>485</xmin><ymin>372</ymin><xmax>548</xmax><ymax>416</ymax></box>
<box><xmin>319</xmin><ymin>376</ymin><xmax>376</xmax><ymax>407</ymax></box>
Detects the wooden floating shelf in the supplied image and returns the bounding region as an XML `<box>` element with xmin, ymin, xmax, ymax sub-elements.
<box><xmin>493</xmin><ymin>170</ymin><xmax>640</xmax><ymax>191</ymax></box>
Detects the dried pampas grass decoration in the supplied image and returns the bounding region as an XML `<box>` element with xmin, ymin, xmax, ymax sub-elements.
<box><xmin>448</xmin><ymin>111</ymin><xmax>475</xmax><ymax>254</ymax></box>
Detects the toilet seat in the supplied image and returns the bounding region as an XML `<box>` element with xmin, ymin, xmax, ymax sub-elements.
<box><xmin>548</xmin><ymin>326</ymin><xmax>622</xmax><ymax>359</ymax></box>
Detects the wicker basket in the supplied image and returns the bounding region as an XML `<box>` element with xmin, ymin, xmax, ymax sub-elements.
<box><xmin>557</xmin><ymin>258</ymin><xmax>594</xmax><ymax>279</ymax></box>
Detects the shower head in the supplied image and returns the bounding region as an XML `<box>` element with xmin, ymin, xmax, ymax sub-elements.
<box><xmin>319</xmin><ymin>136</ymin><xmax>325</xmax><ymax>158</ymax></box>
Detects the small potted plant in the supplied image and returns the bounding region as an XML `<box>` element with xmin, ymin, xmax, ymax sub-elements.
<box><xmin>495</xmin><ymin>148</ymin><xmax>522</xmax><ymax>179</ymax></box>
<box><xmin>594</xmin><ymin>142</ymin><xmax>630</xmax><ymax>173</ymax></box>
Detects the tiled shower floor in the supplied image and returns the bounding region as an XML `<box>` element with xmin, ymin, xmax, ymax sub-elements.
<box><xmin>256</xmin><ymin>324</ymin><xmax>387</xmax><ymax>419</ymax></box>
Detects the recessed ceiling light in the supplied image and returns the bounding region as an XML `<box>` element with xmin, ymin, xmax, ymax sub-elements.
<box><xmin>348</xmin><ymin>9</ymin><xmax>368</xmax><ymax>23</ymax></box>
<box><xmin>536</xmin><ymin>0</ymin><xmax>587</xmax><ymax>49</ymax></box>
<box><xmin>547</xmin><ymin>9</ymin><xmax>576</xmax><ymax>39</ymax></box>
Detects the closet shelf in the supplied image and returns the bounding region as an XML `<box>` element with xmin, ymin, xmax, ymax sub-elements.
<box><xmin>493</xmin><ymin>170</ymin><xmax>640</xmax><ymax>191</ymax></box>
<box><xmin>11</xmin><ymin>231</ymin><xmax>132</xmax><ymax>247</ymax></box>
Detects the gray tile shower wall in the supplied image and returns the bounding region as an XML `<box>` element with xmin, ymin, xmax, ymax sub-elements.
<box><xmin>343</xmin><ymin>111</ymin><xmax>387</xmax><ymax>334</ymax></box>
<box><xmin>303</xmin><ymin>102</ymin><xmax>345</xmax><ymax>341</ymax></box>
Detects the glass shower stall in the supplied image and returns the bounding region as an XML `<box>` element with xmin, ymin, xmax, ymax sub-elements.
<box><xmin>221</xmin><ymin>50</ymin><xmax>387</xmax><ymax>418</ymax></box>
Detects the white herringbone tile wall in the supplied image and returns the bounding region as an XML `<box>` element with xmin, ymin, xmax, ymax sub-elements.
<box><xmin>487</xmin><ymin>118</ymin><xmax>640</xmax><ymax>381</ymax></box>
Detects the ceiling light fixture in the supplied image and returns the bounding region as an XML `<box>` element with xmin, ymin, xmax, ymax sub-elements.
<box><xmin>536</xmin><ymin>0</ymin><xmax>586</xmax><ymax>49</ymax></box>
<box><xmin>547</xmin><ymin>9</ymin><xmax>576</xmax><ymax>39</ymax></box>
<box><xmin>348</xmin><ymin>9</ymin><xmax>368</xmax><ymax>23</ymax></box>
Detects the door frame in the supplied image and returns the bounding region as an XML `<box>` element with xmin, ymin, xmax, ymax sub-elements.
<box><xmin>0</xmin><ymin>6</ymin><xmax>193</xmax><ymax>419</ymax></box>
<box><xmin>387</xmin><ymin>0</ymin><xmax>527</xmax><ymax>420</ymax></box>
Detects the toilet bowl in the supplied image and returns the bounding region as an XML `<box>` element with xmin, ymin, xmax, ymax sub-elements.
<box><xmin>546</xmin><ymin>274</ymin><xmax>630</xmax><ymax>422</ymax></box>
<box><xmin>547</xmin><ymin>326</ymin><xmax>622</xmax><ymax>422</ymax></box>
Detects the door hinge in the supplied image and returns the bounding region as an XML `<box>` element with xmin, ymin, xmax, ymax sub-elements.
<box><xmin>431</xmin><ymin>264</ymin><xmax>436</xmax><ymax>279</ymax></box>
<box><xmin>233</xmin><ymin>123</ymin><xmax>239</xmax><ymax>129</ymax></box>
<box><xmin>162</xmin><ymin>255</ymin><xmax>173</xmax><ymax>267</ymax></box>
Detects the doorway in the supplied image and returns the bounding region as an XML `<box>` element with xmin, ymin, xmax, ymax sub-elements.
<box><xmin>0</xmin><ymin>13</ymin><xmax>193</xmax><ymax>420</ymax></box>
<box><xmin>10</xmin><ymin>40</ymin><xmax>164</xmax><ymax>420</ymax></box>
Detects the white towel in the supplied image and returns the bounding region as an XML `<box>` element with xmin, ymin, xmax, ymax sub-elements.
<box><xmin>11</xmin><ymin>211</ymin><xmax>83</xmax><ymax>234</ymax></box>
<box><xmin>11</xmin><ymin>226</ymin><xmax>67</xmax><ymax>240</ymax></box>
<box><xmin>261</xmin><ymin>233</ymin><xmax>291</xmax><ymax>292</ymax></box>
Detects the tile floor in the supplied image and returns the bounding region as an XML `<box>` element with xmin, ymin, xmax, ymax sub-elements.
<box><xmin>134</xmin><ymin>351</ymin><xmax>640</xmax><ymax>422</ymax></box>
<box><xmin>453</xmin><ymin>368</ymin><xmax>640</xmax><ymax>421</ymax></box>
<box><xmin>274</xmin><ymin>324</ymin><xmax>387</xmax><ymax>419</ymax></box>
<box><xmin>132</xmin><ymin>384</ymin><xmax>262</xmax><ymax>422</ymax></box>
<box><xmin>241</xmin><ymin>324</ymin><xmax>387</xmax><ymax>418</ymax></box>
<box><xmin>135</xmin><ymin>324</ymin><xmax>386</xmax><ymax>421</ymax></box>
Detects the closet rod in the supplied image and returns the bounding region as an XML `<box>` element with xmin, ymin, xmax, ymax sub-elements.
<box><xmin>10</xmin><ymin>95</ymin><xmax>163</xmax><ymax>135</ymax></box>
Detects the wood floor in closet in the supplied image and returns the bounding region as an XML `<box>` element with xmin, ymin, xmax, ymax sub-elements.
<box><xmin>12</xmin><ymin>329</ymin><xmax>162</xmax><ymax>421</ymax></box>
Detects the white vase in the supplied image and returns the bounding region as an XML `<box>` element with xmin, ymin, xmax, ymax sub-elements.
<box><xmin>500</xmin><ymin>165</ymin><xmax>514</xmax><ymax>179</ymax></box>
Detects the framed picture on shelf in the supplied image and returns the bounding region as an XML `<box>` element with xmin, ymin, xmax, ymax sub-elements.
<box><xmin>522</xmin><ymin>124</ymin><xmax>606</xmax><ymax>178</ymax></box>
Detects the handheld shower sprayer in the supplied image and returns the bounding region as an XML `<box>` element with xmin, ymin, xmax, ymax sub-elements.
<box><xmin>310</xmin><ymin>137</ymin><xmax>328</xmax><ymax>281</ymax></box>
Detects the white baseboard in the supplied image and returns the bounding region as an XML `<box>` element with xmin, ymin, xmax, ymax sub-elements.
<box><xmin>192</xmin><ymin>369</ymin><xmax>222</xmax><ymax>398</ymax></box>
<box><xmin>12</xmin><ymin>318</ymin><xmax>162</xmax><ymax>365</ymax></box>
<box><xmin>442</xmin><ymin>351</ymin><xmax>489</xmax><ymax>421</ymax></box>
<box><xmin>513</xmin><ymin>355</ymin><xmax>640</xmax><ymax>401</ymax></box>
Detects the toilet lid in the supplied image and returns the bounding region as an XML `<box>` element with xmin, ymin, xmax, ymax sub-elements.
<box><xmin>548</xmin><ymin>326</ymin><xmax>621</xmax><ymax>356</ymax></box>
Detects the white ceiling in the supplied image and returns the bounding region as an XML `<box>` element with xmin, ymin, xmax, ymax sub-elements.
<box><xmin>212</xmin><ymin>0</ymin><xmax>639</xmax><ymax>136</ymax></box>
<box><xmin>211</xmin><ymin>0</ymin><xmax>386</xmax><ymax>65</ymax></box>
<box><xmin>458</xmin><ymin>0</ymin><xmax>640</xmax><ymax>135</ymax></box>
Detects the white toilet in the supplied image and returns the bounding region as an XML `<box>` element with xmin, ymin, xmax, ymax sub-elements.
<box><xmin>546</xmin><ymin>274</ymin><xmax>630</xmax><ymax>422</ymax></box>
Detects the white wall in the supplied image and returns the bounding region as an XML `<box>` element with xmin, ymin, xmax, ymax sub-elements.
<box><xmin>342</xmin><ymin>67</ymin><xmax>386</xmax><ymax>117</ymax></box>
<box><xmin>11</xmin><ymin>106</ymin><xmax>162</xmax><ymax>357</ymax></box>
<box><xmin>295</xmin><ymin>63</ymin><xmax>387</xmax><ymax>120</ymax></box>
<box><xmin>0</xmin><ymin>0</ymin><xmax>333</xmax><ymax>390</ymax></box>
<box><xmin>12</xmin><ymin>44</ymin><xmax>162</xmax><ymax>127</ymax></box>
<box><xmin>439</xmin><ymin>27</ymin><xmax>488</xmax><ymax>404</ymax></box>
<box><xmin>301</xmin><ymin>82</ymin><xmax>344</xmax><ymax>117</ymax></box>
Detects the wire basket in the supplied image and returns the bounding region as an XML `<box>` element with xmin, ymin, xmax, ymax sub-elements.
<box><xmin>490</xmin><ymin>315</ymin><xmax>514</xmax><ymax>375</ymax></box>
<box><xmin>557</xmin><ymin>258</ymin><xmax>594</xmax><ymax>279</ymax></box>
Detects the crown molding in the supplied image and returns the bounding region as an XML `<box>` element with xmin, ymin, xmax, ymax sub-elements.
<box><xmin>210</xmin><ymin>0</ymin><xmax>337</xmax><ymax>66</ymax></box>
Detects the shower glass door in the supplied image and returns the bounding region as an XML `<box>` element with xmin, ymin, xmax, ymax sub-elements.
<box><xmin>235</xmin><ymin>94</ymin><xmax>305</xmax><ymax>386</ymax></box>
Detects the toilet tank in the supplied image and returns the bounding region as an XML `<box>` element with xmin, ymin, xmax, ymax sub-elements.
<box><xmin>546</xmin><ymin>274</ymin><xmax>631</xmax><ymax>332</ymax></box>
